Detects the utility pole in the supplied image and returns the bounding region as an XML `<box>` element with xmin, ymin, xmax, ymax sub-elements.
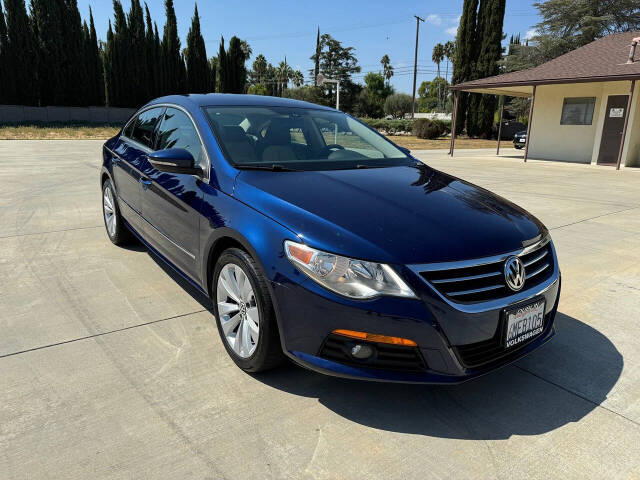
<box><xmin>411</xmin><ymin>15</ymin><xmax>424</xmax><ymax>119</ymax></box>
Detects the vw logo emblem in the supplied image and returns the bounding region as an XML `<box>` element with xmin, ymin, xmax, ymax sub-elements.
<box><xmin>504</xmin><ymin>256</ymin><xmax>526</xmax><ymax>291</ymax></box>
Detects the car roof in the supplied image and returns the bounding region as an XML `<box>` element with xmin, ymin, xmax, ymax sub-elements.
<box><xmin>146</xmin><ymin>93</ymin><xmax>336</xmax><ymax>111</ymax></box>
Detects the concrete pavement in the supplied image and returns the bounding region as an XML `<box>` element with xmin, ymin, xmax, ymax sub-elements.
<box><xmin>1</xmin><ymin>141</ymin><xmax>639</xmax><ymax>479</ymax></box>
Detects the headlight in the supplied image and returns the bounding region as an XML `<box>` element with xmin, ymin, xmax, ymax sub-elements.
<box><xmin>284</xmin><ymin>240</ymin><xmax>417</xmax><ymax>299</ymax></box>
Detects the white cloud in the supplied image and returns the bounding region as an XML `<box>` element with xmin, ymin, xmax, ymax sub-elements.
<box><xmin>524</xmin><ymin>28</ymin><xmax>537</xmax><ymax>40</ymax></box>
<box><xmin>426</xmin><ymin>14</ymin><xmax>442</xmax><ymax>26</ymax></box>
<box><xmin>446</xmin><ymin>26</ymin><xmax>458</xmax><ymax>36</ymax></box>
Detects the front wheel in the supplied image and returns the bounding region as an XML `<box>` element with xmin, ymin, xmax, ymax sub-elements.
<box><xmin>102</xmin><ymin>179</ymin><xmax>132</xmax><ymax>245</ymax></box>
<box><xmin>211</xmin><ymin>248</ymin><xmax>284</xmax><ymax>372</ymax></box>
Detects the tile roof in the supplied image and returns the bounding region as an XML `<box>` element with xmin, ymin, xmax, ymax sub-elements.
<box><xmin>453</xmin><ymin>31</ymin><xmax>640</xmax><ymax>91</ymax></box>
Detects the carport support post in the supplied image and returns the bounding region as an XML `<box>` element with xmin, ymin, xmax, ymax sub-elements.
<box><xmin>616</xmin><ymin>80</ymin><xmax>635</xmax><ymax>170</ymax></box>
<box><xmin>496</xmin><ymin>96</ymin><xmax>505</xmax><ymax>155</ymax></box>
<box><xmin>449</xmin><ymin>91</ymin><xmax>459</xmax><ymax>156</ymax></box>
<box><xmin>524</xmin><ymin>85</ymin><xmax>536</xmax><ymax>163</ymax></box>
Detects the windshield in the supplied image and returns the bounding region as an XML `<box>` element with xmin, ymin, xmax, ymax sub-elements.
<box><xmin>203</xmin><ymin>106</ymin><xmax>413</xmax><ymax>171</ymax></box>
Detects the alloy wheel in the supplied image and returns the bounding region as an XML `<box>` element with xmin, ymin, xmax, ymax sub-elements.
<box><xmin>216</xmin><ymin>263</ymin><xmax>260</xmax><ymax>358</ymax></box>
<box><xmin>103</xmin><ymin>185</ymin><xmax>116</xmax><ymax>238</ymax></box>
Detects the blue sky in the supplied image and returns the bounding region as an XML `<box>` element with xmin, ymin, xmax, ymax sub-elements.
<box><xmin>80</xmin><ymin>0</ymin><xmax>541</xmax><ymax>93</ymax></box>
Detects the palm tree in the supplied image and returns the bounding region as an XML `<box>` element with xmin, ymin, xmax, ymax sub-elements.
<box><xmin>276</xmin><ymin>59</ymin><xmax>293</xmax><ymax>96</ymax></box>
<box><xmin>443</xmin><ymin>41</ymin><xmax>455</xmax><ymax>83</ymax></box>
<box><xmin>291</xmin><ymin>70</ymin><xmax>304</xmax><ymax>88</ymax></box>
<box><xmin>432</xmin><ymin>43</ymin><xmax>445</xmax><ymax>111</ymax></box>
<box><xmin>380</xmin><ymin>54</ymin><xmax>393</xmax><ymax>86</ymax></box>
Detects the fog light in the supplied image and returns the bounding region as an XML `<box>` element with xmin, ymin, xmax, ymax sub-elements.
<box><xmin>351</xmin><ymin>344</ymin><xmax>374</xmax><ymax>359</ymax></box>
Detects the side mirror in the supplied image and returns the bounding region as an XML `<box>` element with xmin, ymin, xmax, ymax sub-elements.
<box><xmin>148</xmin><ymin>148</ymin><xmax>202</xmax><ymax>176</ymax></box>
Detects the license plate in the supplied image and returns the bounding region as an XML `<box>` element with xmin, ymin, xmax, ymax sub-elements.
<box><xmin>519</xmin><ymin>138</ymin><xmax>526</xmax><ymax>143</ymax></box>
<box><xmin>504</xmin><ymin>299</ymin><xmax>545</xmax><ymax>348</ymax></box>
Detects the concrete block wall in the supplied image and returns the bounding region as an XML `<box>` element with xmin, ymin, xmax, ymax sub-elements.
<box><xmin>0</xmin><ymin>105</ymin><xmax>136</xmax><ymax>124</ymax></box>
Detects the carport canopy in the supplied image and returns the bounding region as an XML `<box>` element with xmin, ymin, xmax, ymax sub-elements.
<box><xmin>448</xmin><ymin>31</ymin><xmax>640</xmax><ymax>169</ymax></box>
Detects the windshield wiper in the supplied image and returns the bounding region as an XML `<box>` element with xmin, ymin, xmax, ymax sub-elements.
<box><xmin>236</xmin><ymin>164</ymin><xmax>298</xmax><ymax>172</ymax></box>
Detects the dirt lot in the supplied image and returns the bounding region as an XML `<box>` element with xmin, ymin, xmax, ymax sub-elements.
<box><xmin>1</xmin><ymin>141</ymin><xmax>639</xmax><ymax>479</ymax></box>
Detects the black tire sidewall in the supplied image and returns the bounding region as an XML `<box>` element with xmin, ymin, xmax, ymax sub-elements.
<box><xmin>102</xmin><ymin>178</ymin><xmax>128</xmax><ymax>245</ymax></box>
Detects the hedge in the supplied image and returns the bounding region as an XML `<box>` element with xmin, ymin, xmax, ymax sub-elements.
<box><xmin>359</xmin><ymin>117</ymin><xmax>451</xmax><ymax>136</ymax></box>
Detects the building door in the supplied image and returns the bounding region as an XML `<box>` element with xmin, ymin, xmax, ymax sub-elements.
<box><xmin>597</xmin><ymin>95</ymin><xmax>628</xmax><ymax>165</ymax></box>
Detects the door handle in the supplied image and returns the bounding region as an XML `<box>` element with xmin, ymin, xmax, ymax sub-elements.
<box><xmin>139</xmin><ymin>177</ymin><xmax>151</xmax><ymax>190</ymax></box>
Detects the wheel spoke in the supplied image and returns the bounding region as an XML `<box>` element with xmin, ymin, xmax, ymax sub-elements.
<box><xmin>218</xmin><ymin>301</ymin><xmax>239</xmax><ymax>317</ymax></box>
<box><xmin>242</xmin><ymin>319</ymin><xmax>252</xmax><ymax>353</ymax></box>
<box><xmin>233</xmin><ymin>320</ymin><xmax>244</xmax><ymax>355</ymax></box>
<box><xmin>222</xmin><ymin>312</ymin><xmax>241</xmax><ymax>336</ymax></box>
<box><xmin>219</xmin><ymin>269</ymin><xmax>241</xmax><ymax>303</ymax></box>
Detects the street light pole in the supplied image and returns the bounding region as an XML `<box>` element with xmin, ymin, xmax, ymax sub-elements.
<box><xmin>411</xmin><ymin>15</ymin><xmax>424</xmax><ymax>119</ymax></box>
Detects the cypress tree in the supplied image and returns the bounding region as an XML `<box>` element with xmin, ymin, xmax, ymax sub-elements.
<box><xmin>88</xmin><ymin>8</ymin><xmax>104</xmax><ymax>105</ymax></box>
<box><xmin>128</xmin><ymin>0</ymin><xmax>146</xmax><ymax>105</ymax></box>
<box><xmin>475</xmin><ymin>0</ymin><xmax>506</xmax><ymax>137</ymax></box>
<box><xmin>144</xmin><ymin>4</ymin><xmax>159</xmax><ymax>99</ymax></box>
<box><xmin>227</xmin><ymin>36</ymin><xmax>246</xmax><ymax>93</ymax></box>
<box><xmin>451</xmin><ymin>0</ymin><xmax>478</xmax><ymax>135</ymax></box>
<box><xmin>0</xmin><ymin>1</ymin><xmax>10</xmax><ymax>104</ymax></box>
<box><xmin>63</xmin><ymin>0</ymin><xmax>85</xmax><ymax>106</ymax></box>
<box><xmin>161</xmin><ymin>0</ymin><xmax>183</xmax><ymax>95</ymax></box>
<box><xmin>153</xmin><ymin>21</ymin><xmax>161</xmax><ymax>96</ymax></box>
<box><xmin>30</xmin><ymin>0</ymin><xmax>66</xmax><ymax>106</ymax></box>
<box><xmin>112</xmin><ymin>0</ymin><xmax>130</xmax><ymax>106</ymax></box>
<box><xmin>218</xmin><ymin>36</ymin><xmax>227</xmax><ymax>92</ymax></box>
<box><xmin>4</xmin><ymin>0</ymin><xmax>37</xmax><ymax>105</ymax></box>
<box><xmin>314</xmin><ymin>27</ymin><xmax>320</xmax><ymax>85</ymax></box>
<box><xmin>104</xmin><ymin>20</ymin><xmax>115</xmax><ymax>105</ymax></box>
<box><xmin>209</xmin><ymin>56</ymin><xmax>217</xmax><ymax>92</ymax></box>
<box><xmin>185</xmin><ymin>4</ymin><xmax>209</xmax><ymax>93</ymax></box>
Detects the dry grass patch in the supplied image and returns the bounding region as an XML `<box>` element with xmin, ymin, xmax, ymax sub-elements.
<box><xmin>388</xmin><ymin>135</ymin><xmax>498</xmax><ymax>150</ymax></box>
<box><xmin>0</xmin><ymin>124</ymin><xmax>120</xmax><ymax>140</ymax></box>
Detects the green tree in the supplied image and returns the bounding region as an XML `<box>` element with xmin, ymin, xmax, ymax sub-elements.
<box><xmin>418</xmin><ymin>77</ymin><xmax>449</xmax><ymax>112</ymax></box>
<box><xmin>249</xmin><ymin>53</ymin><xmax>268</xmax><ymax>85</ymax></box>
<box><xmin>161</xmin><ymin>0</ymin><xmax>185</xmax><ymax>95</ymax></box>
<box><xmin>88</xmin><ymin>8</ymin><xmax>104</xmax><ymax>105</ymax></box>
<box><xmin>443</xmin><ymin>41</ymin><xmax>455</xmax><ymax>82</ymax></box>
<box><xmin>127</xmin><ymin>0</ymin><xmax>146</xmax><ymax>105</ymax></box>
<box><xmin>144</xmin><ymin>4</ymin><xmax>160</xmax><ymax>100</ymax></box>
<box><xmin>209</xmin><ymin>56</ymin><xmax>218</xmax><ymax>92</ymax></box>
<box><xmin>217</xmin><ymin>37</ymin><xmax>228</xmax><ymax>92</ymax></box>
<box><xmin>247</xmin><ymin>83</ymin><xmax>268</xmax><ymax>95</ymax></box>
<box><xmin>0</xmin><ymin>1</ymin><xmax>8</xmax><ymax>103</ymax></box>
<box><xmin>380</xmin><ymin>54</ymin><xmax>393</xmax><ymax>86</ymax></box>
<box><xmin>30</xmin><ymin>0</ymin><xmax>64</xmax><ymax>105</ymax></box>
<box><xmin>291</xmin><ymin>69</ymin><xmax>304</xmax><ymax>88</ymax></box>
<box><xmin>383</xmin><ymin>93</ymin><xmax>412</xmax><ymax>118</ymax></box>
<box><xmin>359</xmin><ymin>72</ymin><xmax>393</xmax><ymax>118</ymax></box>
<box><xmin>5</xmin><ymin>0</ymin><xmax>37</xmax><ymax>105</ymax></box>
<box><xmin>533</xmin><ymin>0</ymin><xmax>640</xmax><ymax>63</ymax></box>
<box><xmin>104</xmin><ymin>19</ymin><xmax>115</xmax><ymax>105</ymax></box>
<box><xmin>452</xmin><ymin>0</ymin><xmax>478</xmax><ymax>134</ymax></box>
<box><xmin>431</xmin><ymin>43</ymin><xmax>445</xmax><ymax>110</ymax></box>
<box><xmin>467</xmin><ymin>0</ymin><xmax>506</xmax><ymax>137</ymax></box>
<box><xmin>185</xmin><ymin>4</ymin><xmax>210</xmax><ymax>93</ymax></box>
<box><xmin>226</xmin><ymin>36</ymin><xmax>247</xmax><ymax>93</ymax></box>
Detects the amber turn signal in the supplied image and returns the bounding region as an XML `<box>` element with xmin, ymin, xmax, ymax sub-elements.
<box><xmin>332</xmin><ymin>329</ymin><xmax>417</xmax><ymax>347</ymax></box>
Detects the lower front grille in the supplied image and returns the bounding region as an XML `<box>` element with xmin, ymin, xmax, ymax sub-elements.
<box><xmin>319</xmin><ymin>334</ymin><xmax>427</xmax><ymax>372</ymax></box>
<box><xmin>454</xmin><ymin>310</ymin><xmax>553</xmax><ymax>368</ymax></box>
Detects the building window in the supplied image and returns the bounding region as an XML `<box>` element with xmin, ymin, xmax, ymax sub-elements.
<box><xmin>560</xmin><ymin>97</ymin><xmax>596</xmax><ymax>125</ymax></box>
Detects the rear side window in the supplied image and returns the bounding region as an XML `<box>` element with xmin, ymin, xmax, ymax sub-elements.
<box><xmin>156</xmin><ymin>108</ymin><xmax>203</xmax><ymax>164</ymax></box>
<box><xmin>128</xmin><ymin>107</ymin><xmax>164</xmax><ymax>148</ymax></box>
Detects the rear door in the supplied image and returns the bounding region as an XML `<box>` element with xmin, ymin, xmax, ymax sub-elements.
<box><xmin>597</xmin><ymin>95</ymin><xmax>628</xmax><ymax>165</ymax></box>
<box><xmin>140</xmin><ymin>107</ymin><xmax>206</xmax><ymax>280</ymax></box>
<box><xmin>113</xmin><ymin>107</ymin><xmax>165</xmax><ymax>231</ymax></box>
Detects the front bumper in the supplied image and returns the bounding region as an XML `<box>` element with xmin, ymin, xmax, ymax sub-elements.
<box><xmin>271</xmin><ymin>256</ymin><xmax>561</xmax><ymax>384</ymax></box>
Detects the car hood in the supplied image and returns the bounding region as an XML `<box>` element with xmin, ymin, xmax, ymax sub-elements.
<box><xmin>234</xmin><ymin>164</ymin><xmax>545</xmax><ymax>264</ymax></box>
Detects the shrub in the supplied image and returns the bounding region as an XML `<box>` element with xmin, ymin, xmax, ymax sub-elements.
<box><xmin>413</xmin><ymin>118</ymin><xmax>445</xmax><ymax>139</ymax></box>
<box><xmin>359</xmin><ymin>118</ymin><xmax>414</xmax><ymax>135</ymax></box>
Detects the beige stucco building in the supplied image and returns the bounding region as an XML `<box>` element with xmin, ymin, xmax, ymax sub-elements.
<box><xmin>451</xmin><ymin>31</ymin><xmax>640</xmax><ymax>169</ymax></box>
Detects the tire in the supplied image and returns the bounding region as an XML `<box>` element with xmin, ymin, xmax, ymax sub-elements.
<box><xmin>102</xmin><ymin>178</ymin><xmax>133</xmax><ymax>245</ymax></box>
<box><xmin>211</xmin><ymin>248</ymin><xmax>284</xmax><ymax>372</ymax></box>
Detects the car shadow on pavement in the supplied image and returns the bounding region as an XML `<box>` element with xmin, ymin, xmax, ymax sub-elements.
<box><xmin>254</xmin><ymin>312</ymin><xmax>622</xmax><ymax>440</ymax></box>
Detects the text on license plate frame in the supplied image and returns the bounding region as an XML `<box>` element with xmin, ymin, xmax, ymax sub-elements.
<box><xmin>503</xmin><ymin>299</ymin><xmax>546</xmax><ymax>348</ymax></box>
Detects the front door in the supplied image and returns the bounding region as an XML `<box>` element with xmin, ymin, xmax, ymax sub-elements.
<box><xmin>597</xmin><ymin>95</ymin><xmax>628</xmax><ymax>165</ymax></box>
<box><xmin>141</xmin><ymin>107</ymin><xmax>205</xmax><ymax>281</ymax></box>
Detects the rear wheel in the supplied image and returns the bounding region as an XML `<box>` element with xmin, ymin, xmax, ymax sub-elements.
<box><xmin>102</xmin><ymin>179</ymin><xmax>132</xmax><ymax>245</ymax></box>
<box><xmin>212</xmin><ymin>248</ymin><xmax>284</xmax><ymax>372</ymax></box>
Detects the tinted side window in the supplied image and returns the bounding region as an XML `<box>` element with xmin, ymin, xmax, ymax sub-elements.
<box><xmin>156</xmin><ymin>108</ymin><xmax>203</xmax><ymax>165</ymax></box>
<box><xmin>129</xmin><ymin>107</ymin><xmax>164</xmax><ymax>148</ymax></box>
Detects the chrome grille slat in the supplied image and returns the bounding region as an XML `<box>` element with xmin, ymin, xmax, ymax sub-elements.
<box><xmin>431</xmin><ymin>270</ymin><xmax>501</xmax><ymax>284</ymax></box>
<box><xmin>526</xmin><ymin>263</ymin><xmax>549</xmax><ymax>279</ymax></box>
<box><xmin>448</xmin><ymin>284</ymin><xmax>504</xmax><ymax>297</ymax></box>
<box><xmin>524</xmin><ymin>249</ymin><xmax>548</xmax><ymax>267</ymax></box>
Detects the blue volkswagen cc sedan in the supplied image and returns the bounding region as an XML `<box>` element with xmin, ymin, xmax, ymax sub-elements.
<box><xmin>100</xmin><ymin>94</ymin><xmax>560</xmax><ymax>383</ymax></box>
